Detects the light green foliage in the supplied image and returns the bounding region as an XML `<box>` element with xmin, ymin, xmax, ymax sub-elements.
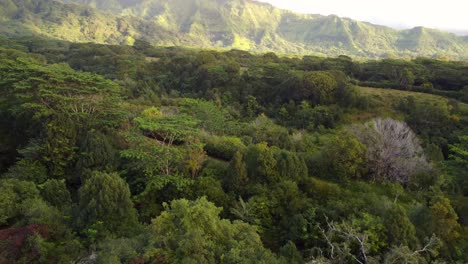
<box><xmin>135</xmin><ymin>107</ymin><xmax>198</xmax><ymax>145</ymax></box>
<box><xmin>120</xmin><ymin>131</ymin><xmax>193</xmax><ymax>222</ymax></box>
<box><xmin>121</xmin><ymin>106</ymin><xmax>199</xmax><ymax>192</ymax></box>
<box><xmin>78</xmin><ymin>171</ymin><xmax>138</xmax><ymax>237</ymax></box>
<box><xmin>449</xmin><ymin>136</ymin><xmax>468</xmax><ymax>168</ymax></box>
<box><xmin>204</xmin><ymin>135</ymin><xmax>245</xmax><ymax>160</ymax></box>
<box><xmin>350</xmin><ymin>213</ymin><xmax>387</xmax><ymax>254</ymax></box>
<box><xmin>146</xmin><ymin>197</ymin><xmax>280</xmax><ymax>263</ymax></box>
<box><xmin>121</xmin><ymin>132</ymin><xmax>191</xmax><ymax>190</ymax></box>
<box><xmin>0</xmin><ymin>58</ymin><xmax>124</xmax><ymax>127</ymax></box>
<box><xmin>179</xmin><ymin>98</ymin><xmax>238</xmax><ymax>134</ymax></box>
<box><xmin>185</xmin><ymin>142</ymin><xmax>207</xmax><ymax>178</ymax></box>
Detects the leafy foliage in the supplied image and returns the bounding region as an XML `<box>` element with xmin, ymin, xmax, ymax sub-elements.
<box><xmin>0</xmin><ymin>37</ymin><xmax>466</xmax><ymax>263</ymax></box>
<box><xmin>146</xmin><ymin>197</ymin><xmax>280</xmax><ymax>263</ymax></box>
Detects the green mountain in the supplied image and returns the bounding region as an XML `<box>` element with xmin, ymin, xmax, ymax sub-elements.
<box><xmin>1</xmin><ymin>0</ymin><xmax>467</xmax><ymax>59</ymax></box>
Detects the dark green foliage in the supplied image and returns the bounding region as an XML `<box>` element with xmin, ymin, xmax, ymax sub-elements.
<box><xmin>3</xmin><ymin>159</ymin><xmax>48</xmax><ymax>184</ymax></box>
<box><xmin>78</xmin><ymin>171</ymin><xmax>138</xmax><ymax>237</ymax></box>
<box><xmin>246</xmin><ymin>180</ymin><xmax>315</xmax><ymax>250</ymax></box>
<box><xmin>316</xmin><ymin>132</ymin><xmax>367</xmax><ymax>182</ymax></box>
<box><xmin>275</xmin><ymin>150</ymin><xmax>308</xmax><ymax>182</ymax></box>
<box><xmin>227</xmin><ymin>150</ymin><xmax>248</xmax><ymax>193</ymax></box>
<box><xmin>383</xmin><ymin>205</ymin><xmax>418</xmax><ymax>247</ymax></box>
<box><xmin>39</xmin><ymin>179</ymin><xmax>72</xmax><ymax>210</ymax></box>
<box><xmin>76</xmin><ymin>130</ymin><xmax>118</xmax><ymax>175</ymax></box>
<box><xmin>96</xmin><ymin>237</ymin><xmax>146</xmax><ymax>264</ymax></box>
<box><xmin>244</xmin><ymin>142</ymin><xmax>278</xmax><ymax>184</ymax></box>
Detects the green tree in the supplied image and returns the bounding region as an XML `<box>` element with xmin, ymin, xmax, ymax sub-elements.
<box><xmin>75</xmin><ymin>129</ymin><xmax>118</xmax><ymax>176</ymax></box>
<box><xmin>135</xmin><ymin>107</ymin><xmax>198</xmax><ymax>146</ymax></box>
<box><xmin>39</xmin><ymin>179</ymin><xmax>72</xmax><ymax>210</ymax></box>
<box><xmin>0</xmin><ymin>179</ymin><xmax>39</xmax><ymax>225</ymax></box>
<box><xmin>3</xmin><ymin>159</ymin><xmax>48</xmax><ymax>184</ymax></box>
<box><xmin>227</xmin><ymin>150</ymin><xmax>248</xmax><ymax>193</ymax></box>
<box><xmin>146</xmin><ymin>197</ymin><xmax>280</xmax><ymax>263</ymax></box>
<box><xmin>449</xmin><ymin>135</ymin><xmax>468</xmax><ymax>169</ymax></box>
<box><xmin>185</xmin><ymin>143</ymin><xmax>207</xmax><ymax>179</ymax></box>
<box><xmin>383</xmin><ymin>205</ymin><xmax>418</xmax><ymax>247</ymax></box>
<box><xmin>245</xmin><ymin>142</ymin><xmax>278</xmax><ymax>184</ymax></box>
<box><xmin>275</xmin><ymin>150</ymin><xmax>308</xmax><ymax>181</ymax></box>
<box><xmin>0</xmin><ymin>58</ymin><xmax>124</xmax><ymax>129</ymax></box>
<box><xmin>430</xmin><ymin>197</ymin><xmax>461</xmax><ymax>246</ymax></box>
<box><xmin>19</xmin><ymin>198</ymin><xmax>84</xmax><ymax>263</ymax></box>
<box><xmin>302</xmin><ymin>71</ymin><xmax>337</xmax><ymax>105</ymax></box>
<box><xmin>78</xmin><ymin>171</ymin><xmax>138</xmax><ymax>237</ymax></box>
<box><xmin>246</xmin><ymin>181</ymin><xmax>314</xmax><ymax>250</ymax></box>
<box><xmin>319</xmin><ymin>133</ymin><xmax>367</xmax><ymax>182</ymax></box>
<box><xmin>399</xmin><ymin>68</ymin><xmax>415</xmax><ymax>89</ymax></box>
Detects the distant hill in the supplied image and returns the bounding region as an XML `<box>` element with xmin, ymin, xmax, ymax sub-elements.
<box><xmin>0</xmin><ymin>0</ymin><xmax>467</xmax><ymax>59</ymax></box>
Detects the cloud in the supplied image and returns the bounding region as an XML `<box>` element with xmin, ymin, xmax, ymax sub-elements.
<box><xmin>254</xmin><ymin>0</ymin><xmax>468</xmax><ymax>32</ymax></box>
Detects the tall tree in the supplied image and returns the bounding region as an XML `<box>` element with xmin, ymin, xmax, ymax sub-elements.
<box><xmin>146</xmin><ymin>197</ymin><xmax>280</xmax><ymax>263</ymax></box>
<box><xmin>78</xmin><ymin>171</ymin><xmax>138</xmax><ymax>237</ymax></box>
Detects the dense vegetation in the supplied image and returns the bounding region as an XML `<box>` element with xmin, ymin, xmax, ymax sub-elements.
<box><xmin>0</xmin><ymin>0</ymin><xmax>467</xmax><ymax>59</ymax></box>
<box><xmin>0</xmin><ymin>36</ymin><xmax>467</xmax><ymax>263</ymax></box>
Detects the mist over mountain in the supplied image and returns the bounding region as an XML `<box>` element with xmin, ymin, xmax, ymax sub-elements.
<box><xmin>0</xmin><ymin>0</ymin><xmax>467</xmax><ymax>59</ymax></box>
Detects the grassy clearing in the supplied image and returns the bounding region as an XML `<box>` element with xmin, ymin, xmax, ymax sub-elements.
<box><xmin>342</xmin><ymin>86</ymin><xmax>468</xmax><ymax>124</ymax></box>
<box><xmin>357</xmin><ymin>86</ymin><xmax>468</xmax><ymax>112</ymax></box>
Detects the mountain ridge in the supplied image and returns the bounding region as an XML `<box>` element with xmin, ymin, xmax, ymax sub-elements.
<box><xmin>0</xmin><ymin>0</ymin><xmax>467</xmax><ymax>59</ymax></box>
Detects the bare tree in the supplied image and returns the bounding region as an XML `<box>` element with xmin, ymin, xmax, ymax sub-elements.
<box><xmin>383</xmin><ymin>234</ymin><xmax>440</xmax><ymax>264</ymax></box>
<box><xmin>318</xmin><ymin>218</ymin><xmax>369</xmax><ymax>264</ymax></box>
<box><xmin>352</xmin><ymin>118</ymin><xmax>431</xmax><ymax>184</ymax></box>
<box><xmin>315</xmin><ymin>217</ymin><xmax>440</xmax><ymax>264</ymax></box>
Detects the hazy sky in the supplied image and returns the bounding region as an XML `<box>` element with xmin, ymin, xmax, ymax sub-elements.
<box><xmin>254</xmin><ymin>0</ymin><xmax>468</xmax><ymax>33</ymax></box>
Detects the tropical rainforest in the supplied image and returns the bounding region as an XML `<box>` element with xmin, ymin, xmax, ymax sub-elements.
<box><xmin>0</xmin><ymin>0</ymin><xmax>467</xmax><ymax>263</ymax></box>
<box><xmin>0</xmin><ymin>34</ymin><xmax>467</xmax><ymax>263</ymax></box>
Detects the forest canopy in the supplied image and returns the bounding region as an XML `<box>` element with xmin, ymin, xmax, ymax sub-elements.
<box><xmin>0</xmin><ymin>37</ymin><xmax>466</xmax><ymax>263</ymax></box>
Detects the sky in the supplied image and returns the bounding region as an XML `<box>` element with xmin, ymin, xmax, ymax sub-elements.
<box><xmin>254</xmin><ymin>0</ymin><xmax>468</xmax><ymax>34</ymax></box>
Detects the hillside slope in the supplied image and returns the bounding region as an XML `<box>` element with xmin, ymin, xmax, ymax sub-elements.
<box><xmin>0</xmin><ymin>0</ymin><xmax>467</xmax><ymax>59</ymax></box>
